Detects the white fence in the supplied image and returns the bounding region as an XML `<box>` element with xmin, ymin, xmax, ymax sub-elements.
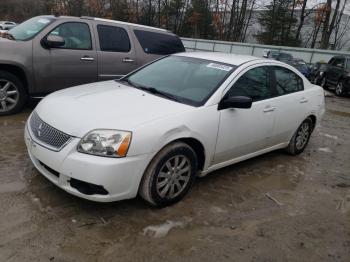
<box><xmin>181</xmin><ymin>37</ymin><xmax>350</xmax><ymax>63</ymax></box>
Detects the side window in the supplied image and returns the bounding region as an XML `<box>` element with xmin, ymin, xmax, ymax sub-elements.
<box><xmin>134</xmin><ymin>30</ymin><xmax>185</xmax><ymax>55</ymax></box>
<box><xmin>346</xmin><ymin>59</ymin><xmax>350</xmax><ymax>70</ymax></box>
<box><xmin>97</xmin><ymin>25</ymin><xmax>131</xmax><ymax>52</ymax></box>
<box><xmin>274</xmin><ymin>66</ymin><xmax>304</xmax><ymax>95</ymax></box>
<box><xmin>48</xmin><ymin>22</ymin><xmax>92</xmax><ymax>50</ymax></box>
<box><xmin>226</xmin><ymin>66</ymin><xmax>273</xmax><ymax>101</ymax></box>
<box><xmin>335</xmin><ymin>58</ymin><xmax>345</xmax><ymax>68</ymax></box>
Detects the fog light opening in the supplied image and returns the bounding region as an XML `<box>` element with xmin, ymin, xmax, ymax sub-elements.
<box><xmin>70</xmin><ymin>178</ymin><xmax>109</xmax><ymax>196</ymax></box>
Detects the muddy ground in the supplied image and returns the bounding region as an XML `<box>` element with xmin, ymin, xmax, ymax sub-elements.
<box><xmin>0</xmin><ymin>96</ymin><xmax>349</xmax><ymax>262</ymax></box>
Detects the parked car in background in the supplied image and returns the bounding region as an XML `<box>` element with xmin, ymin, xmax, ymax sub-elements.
<box><xmin>319</xmin><ymin>55</ymin><xmax>350</xmax><ymax>96</ymax></box>
<box><xmin>310</xmin><ymin>62</ymin><xmax>329</xmax><ymax>84</ymax></box>
<box><xmin>25</xmin><ymin>52</ymin><xmax>325</xmax><ymax>206</ymax></box>
<box><xmin>0</xmin><ymin>15</ymin><xmax>185</xmax><ymax>115</ymax></box>
<box><xmin>291</xmin><ymin>59</ymin><xmax>311</xmax><ymax>79</ymax></box>
<box><xmin>264</xmin><ymin>50</ymin><xmax>293</xmax><ymax>64</ymax></box>
<box><xmin>0</xmin><ymin>21</ymin><xmax>16</xmax><ymax>30</ymax></box>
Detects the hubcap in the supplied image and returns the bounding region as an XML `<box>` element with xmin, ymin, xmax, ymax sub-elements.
<box><xmin>336</xmin><ymin>83</ymin><xmax>343</xmax><ymax>95</ymax></box>
<box><xmin>0</xmin><ymin>79</ymin><xmax>19</xmax><ymax>112</ymax></box>
<box><xmin>295</xmin><ymin>123</ymin><xmax>310</xmax><ymax>150</ymax></box>
<box><xmin>156</xmin><ymin>155</ymin><xmax>191</xmax><ymax>199</ymax></box>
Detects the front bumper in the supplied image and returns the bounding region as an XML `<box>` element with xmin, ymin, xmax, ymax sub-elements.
<box><xmin>25</xmin><ymin>125</ymin><xmax>151</xmax><ymax>202</ymax></box>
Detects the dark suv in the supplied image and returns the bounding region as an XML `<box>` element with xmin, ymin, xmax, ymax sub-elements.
<box><xmin>320</xmin><ymin>56</ymin><xmax>350</xmax><ymax>96</ymax></box>
<box><xmin>0</xmin><ymin>15</ymin><xmax>185</xmax><ymax>115</ymax></box>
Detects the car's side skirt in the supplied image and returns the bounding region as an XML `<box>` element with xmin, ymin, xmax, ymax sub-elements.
<box><xmin>199</xmin><ymin>142</ymin><xmax>289</xmax><ymax>177</ymax></box>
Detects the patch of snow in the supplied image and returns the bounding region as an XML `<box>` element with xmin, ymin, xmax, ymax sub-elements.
<box><xmin>318</xmin><ymin>147</ymin><xmax>333</xmax><ymax>153</ymax></box>
<box><xmin>143</xmin><ymin>220</ymin><xmax>185</xmax><ymax>238</ymax></box>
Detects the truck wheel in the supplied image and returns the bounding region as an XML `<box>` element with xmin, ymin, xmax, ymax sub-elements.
<box><xmin>139</xmin><ymin>142</ymin><xmax>198</xmax><ymax>207</ymax></box>
<box><xmin>285</xmin><ymin>117</ymin><xmax>313</xmax><ymax>155</ymax></box>
<box><xmin>335</xmin><ymin>81</ymin><xmax>345</xmax><ymax>97</ymax></box>
<box><xmin>0</xmin><ymin>71</ymin><xmax>27</xmax><ymax>116</ymax></box>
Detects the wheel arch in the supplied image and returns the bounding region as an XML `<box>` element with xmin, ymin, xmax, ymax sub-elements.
<box><xmin>0</xmin><ymin>64</ymin><xmax>29</xmax><ymax>93</ymax></box>
<box><xmin>307</xmin><ymin>114</ymin><xmax>317</xmax><ymax>130</ymax></box>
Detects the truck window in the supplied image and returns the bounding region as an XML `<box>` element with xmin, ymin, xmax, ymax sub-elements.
<box><xmin>97</xmin><ymin>25</ymin><xmax>131</xmax><ymax>52</ymax></box>
<box><xmin>48</xmin><ymin>22</ymin><xmax>92</xmax><ymax>50</ymax></box>
<box><xmin>134</xmin><ymin>30</ymin><xmax>185</xmax><ymax>55</ymax></box>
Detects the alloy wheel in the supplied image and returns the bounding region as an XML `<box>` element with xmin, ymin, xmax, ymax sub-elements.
<box><xmin>336</xmin><ymin>82</ymin><xmax>343</xmax><ymax>96</ymax></box>
<box><xmin>295</xmin><ymin>122</ymin><xmax>310</xmax><ymax>150</ymax></box>
<box><xmin>156</xmin><ymin>155</ymin><xmax>191</xmax><ymax>199</ymax></box>
<box><xmin>0</xmin><ymin>79</ymin><xmax>19</xmax><ymax>113</ymax></box>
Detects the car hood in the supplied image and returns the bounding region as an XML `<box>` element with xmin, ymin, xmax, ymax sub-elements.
<box><xmin>35</xmin><ymin>81</ymin><xmax>194</xmax><ymax>137</ymax></box>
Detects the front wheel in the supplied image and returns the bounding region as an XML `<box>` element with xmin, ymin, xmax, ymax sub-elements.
<box><xmin>285</xmin><ymin>118</ymin><xmax>313</xmax><ymax>155</ymax></box>
<box><xmin>139</xmin><ymin>142</ymin><xmax>198</xmax><ymax>207</ymax></box>
<box><xmin>0</xmin><ymin>71</ymin><xmax>27</xmax><ymax>116</ymax></box>
<box><xmin>335</xmin><ymin>81</ymin><xmax>345</xmax><ymax>96</ymax></box>
<box><xmin>320</xmin><ymin>76</ymin><xmax>327</xmax><ymax>89</ymax></box>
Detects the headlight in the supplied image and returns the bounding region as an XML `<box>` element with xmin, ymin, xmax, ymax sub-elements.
<box><xmin>78</xmin><ymin>130</ymin><xmax>132</xmax><ymax>158</ymax></box>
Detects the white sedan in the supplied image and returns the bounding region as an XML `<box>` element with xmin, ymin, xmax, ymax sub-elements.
<box><xmin>25</xmin><ymin>52</ymin><xmax>325</xmax><ymax>207</ymax></box>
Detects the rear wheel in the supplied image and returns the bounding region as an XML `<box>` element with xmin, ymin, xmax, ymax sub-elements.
<box><xmin>0</xmin><ymin>71</ymin><xmax>27</xmax><ymax>116</ymax></box>
<box><xmin>285</xmin><ymin>118</ymin><xmax>313</xmax><ymax>155</ymax></box>
<box><xmin>139</xmin><ymin>142</ymin><xmax>198</xmax><ymax>207</ymax></box>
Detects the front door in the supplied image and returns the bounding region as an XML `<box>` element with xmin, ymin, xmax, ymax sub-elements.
<box><xmin>328</xmin><ymin>57</ymin><xmax>345</xmax><ymax>85</ymax></box>
<box><xmin>214</xmin><ymin>65</ymin><xmax>276</xmax><ymax>164</ymax></box>
<box><xmin>33</xmin><ymin>21</ymin><xmax>97</xmax><ymax>93</ymax></box>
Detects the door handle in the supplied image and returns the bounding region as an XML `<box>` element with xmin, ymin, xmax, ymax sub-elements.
<box><xmin>263</xmin><ymin>106</ymin><xmax>276</xmax><ymax>113</ymax></box>
<box><xmin>300</xmin><ymin>98</ymin><xmax>308</xmax><ymax>103</ymax></box>
<box><xmin>81</xmin><ymin>56</ymin><xmax>95</xmax><ymax>61</ymax></box>
<box><xmin>123</xmin><ymin>58</ymin><xmax>134</xmax><ymax>63</ymax></box>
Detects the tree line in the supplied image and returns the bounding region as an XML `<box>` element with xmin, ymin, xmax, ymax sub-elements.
<box><xmin>0</xmin><ymin>0</ymin><xmax>349</xmax><ymax>50</ymax></box>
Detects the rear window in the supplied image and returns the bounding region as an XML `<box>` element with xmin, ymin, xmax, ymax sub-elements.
<box><xmin>134</xmin><ymin>30</ymin><xmax>185</xmax><ymax>55</ymax></box>
<box><xmin>97</xmin><ymin>25</ymin><xmax>131</xmax><ymax>52</ymax></box>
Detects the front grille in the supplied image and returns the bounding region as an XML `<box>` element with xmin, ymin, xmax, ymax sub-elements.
<box><xmin>29</xmin><ymin>111</ymin><xmax>72</xmax><ymax>151</ymax></box>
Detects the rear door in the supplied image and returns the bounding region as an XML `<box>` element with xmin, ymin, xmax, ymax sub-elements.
<box><xmin>33</xmin><ymin>20</ymin><xmax>97</xmax><ymax>93</ymax></box>
<box><xmin>94</xmin><ymin>23</ymin><xmax>137</xmax><ymax>81</ymax></box>
<box><xmin>269</xmin><ymin>66</ymin><xmax>308</xmax><ymax>145</ymax></box>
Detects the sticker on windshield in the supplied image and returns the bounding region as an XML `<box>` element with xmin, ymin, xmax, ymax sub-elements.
<box><xmin>38</xmin><ymin>19</ymin><xmax>51</xmax><ymax>24</ymax></box>
<box><xmin>207</xmin><ymin>63</ymin><xmax>233</xmax><ymax>72</ymax></box>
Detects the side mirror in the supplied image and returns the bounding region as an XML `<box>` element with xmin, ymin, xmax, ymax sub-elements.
<box><xmin>42</xmin><ymin>35</ymin><xmax>65</xmax><ymax>48</ymax></box>
<box><xmin>219</xmin><ymin>96</ymin><xmax>253</xmax><ymax>110</ymax></box>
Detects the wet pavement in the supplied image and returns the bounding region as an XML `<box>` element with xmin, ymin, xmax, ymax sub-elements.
<box><xmin>0</xmin><ymin>96</ymin><xmax>349</xmax><ymax>262</ymax></box>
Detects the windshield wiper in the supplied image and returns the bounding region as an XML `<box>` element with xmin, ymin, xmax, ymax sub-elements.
<box><xmin>122</xmin><ymin>79</ymin><xmax>181</xmax><ymax>103</ymax></box>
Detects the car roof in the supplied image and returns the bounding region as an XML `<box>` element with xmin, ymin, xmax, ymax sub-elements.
<box><xmin>175</xmin><ymin>52</ymin><xmax>263</xmax><ymax>66</ymax></box>
<box><xmin>39</xmin><ymin>15</ymin><xmax>169</xmax><ymax>33</ymax></box>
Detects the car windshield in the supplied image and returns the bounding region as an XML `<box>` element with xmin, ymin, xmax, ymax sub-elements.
<box><xmin>126</xmin><ymin>56</ymin><xmax>236</xmax><ymax>106</ymax></box>
<box><xmin>9</xmin><ymin>16</ymin><xmax>55</xmax><ymax>41</ymax></box>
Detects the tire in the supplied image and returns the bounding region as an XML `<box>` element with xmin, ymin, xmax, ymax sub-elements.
<box><xmin>320</xmin><ymin>76</ymin><xmax>327</xmax><ymax>89</ymax></box>
<box><xmin>0</xmin><ymin>71</ymin><xmax>27</xmax><ymax>116</ymax></box>
<box><xmin>139</xmin><ymin>142</ymin><xmax>198</xmax><ymax>207</ymax></box>
<box><xmin>285</xmin><ymin>117</ymin><xmax>313</xmax><ymax>155</ymax></box>
<box><xmin>335</xmin><ymin>80</ymin><xmax>345</xmax><ymax>97</ymax></box>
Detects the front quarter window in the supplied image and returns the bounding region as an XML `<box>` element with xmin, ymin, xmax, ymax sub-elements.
<box><xmin>9</xmin><ymin>16</ymin><xmax>55</xmax><ymax>41</ymax></box>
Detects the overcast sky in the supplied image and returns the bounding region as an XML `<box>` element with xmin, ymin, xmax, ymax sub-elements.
<box><xmin>255</xmin><ymin>0</ymin><xmax>350</xmax><ymax>14</ymax></box>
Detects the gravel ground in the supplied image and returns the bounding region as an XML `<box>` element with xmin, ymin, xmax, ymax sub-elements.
<box><xmin>0</xmin><ymin>96</ymin><xmax>349</xmax><ymax>262</ymax></box>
